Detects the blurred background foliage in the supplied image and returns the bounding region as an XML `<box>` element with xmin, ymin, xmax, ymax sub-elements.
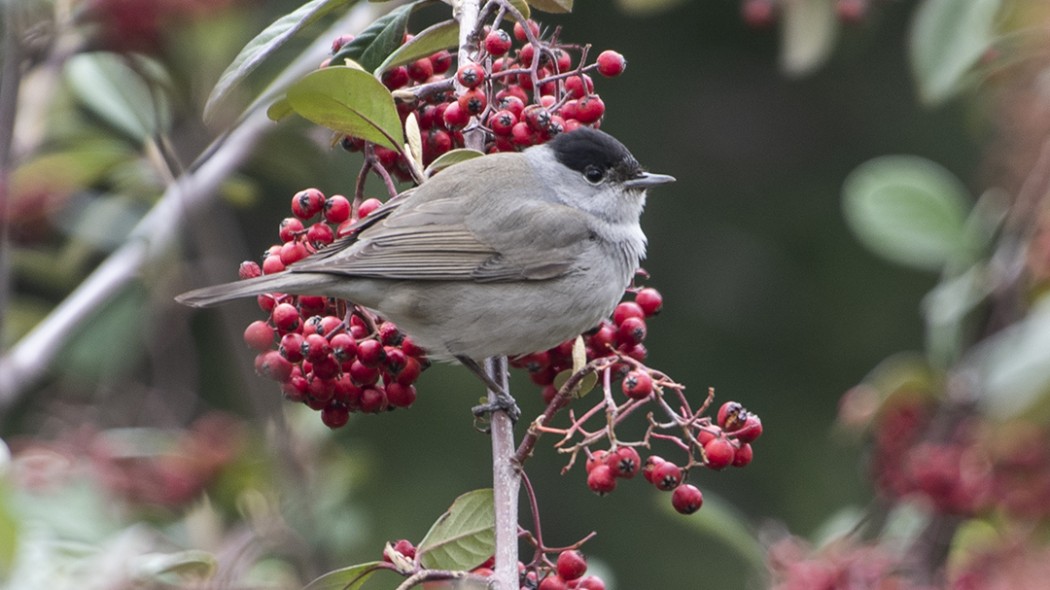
<box><xmin>2</xmin><ymin>0</ymin><xmax>1049</xmax><ymax>588</ymax></box>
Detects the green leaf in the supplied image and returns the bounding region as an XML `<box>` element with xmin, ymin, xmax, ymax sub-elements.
<box><xmin>910</xmin><ymin>0</ymin><xmax>1001</xmax><ymax>105</ymax></box>
<box><xmin>528</xmin><ymin>0</ymin><xmax>573</xmax><ymax>13</ymax></box>
<box><xmin>377</xmin><ymin>19</ymin><xmax>458</xmax><ymax>73</ymax></box>
<box><xmin>977</xmin><ymin>296</ymin><xmax>1050</xmax><ymax>420</ymax></box>
<box><xmin>303</xmin><ymin>562</ymin><xmax>386</xmax><ymax>590</ymax></box>
<box><xmin>133</xmin><ymin>550</ymin><xmax>217</xmax><ymax>581</ymax></box>
<box><xmin>552</xmin><ymin>368</ymin><xmax>598</xmax><ymax>398</ymax></box>
<box><xmin>203</xmin><ymin>0</ymin><xmax>355</xmax><ymax>121</ymax></box>
<box><xmin>332</xmin><ymin>2</ymin><xmax>417</xmax><ymax>73</ymax></box>
<box><xmin>266</xmin><ymin>96</ymin><xmax>294</xmax><ymax>121</ymax></box>
<box><xmin>506</xmin><ymin>0</ymin><xmax>531</xmax><ymax>19</ymax></box>
<box><xmin>780</xmin><ymin>0</ymin><xmax>838</xmax><ymax>77</ymax></box>
<box><xmin>425</xmin><ymin>148</ymin><xmax>485</xmax><ymax>177</ymax></box>
<box><xmin>285</xmin><ymin>66</ymin><xmax>405</xmax><ymax>150</ymax></box>
<box><xmin>65</xmin><ymin>52</ymin><xmax>169</xmax><ymax>141</ymax></box>
<box><xmin>418</xmin><ymin>489</ymin><xmax>495</xmax><ymax>571</ymax></box>
<box><xmin>842</xmin><ymin>155</ymin><xmax>972</xmax><ymax>271</ymax></box>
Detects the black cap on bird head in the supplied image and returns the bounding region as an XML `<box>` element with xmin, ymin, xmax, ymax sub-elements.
<box><xmin>546</xmin><ymin>128</ymin><xmax>676</xmax><ymax>190</ymax></box>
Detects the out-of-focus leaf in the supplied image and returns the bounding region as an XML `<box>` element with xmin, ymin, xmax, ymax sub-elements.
<box><xmin>780</xmin><ymin>0</ymin><xmax>838</xmax><ymax>76</ymax></box>
<box><xmin>810</xmin><ymin>506</ymin><xmax>866</xmax><ymax>547</ymax></box>
<box><xmin>266</xmin><ymin>97</ymin><xmax>294</xmax><ymax>121</ymax></box>
<box><xmin>424</xmin><ymin>148</ymin><xmax>484</xmax><ymax>177</ymax></box>
<box><xmin>418</xmin><ymin>489</ymin><xmax>495</xmax><ymax>571</ymax></box>
<box><xmin>976</xmin><ymin>296</ymin><xmax>1050</xmax><ymax>420</ymax></box>
<box><xmin>923</xmin><ymin>266</ymin><xmax>992</xmax><ymax>366</ymax></box>
<box><xmin>58</xmin><ymin>284</ymin><xmax>148</xmax><ymax>385</ymax></box>
<box><xmin>0</xmin><ymin>484</ymin><xmax>18</xmax><ymax>573</ymax></box>
<box><xmin>843</xmin><ymin>155</ymin><xmax>972</xmax><ymax>271</ymax></box>
<box><xmin>285</xmin><ymin>66</ymin><xmax>405</xmax><ymax>150</ymax></box>
<box><xmin>65</xmin><ymin>52</ymin><xmax>169</xmax><ymax>141</ymax></box>
<box><xmin>507</xmin><ymin>0</ymin><xmax>531</xmax><ymax>19</ymax></box>
<box><xmin>203</xmin><ymin>0</ymin><xmax>355</xmax><ymax>121</ymax></box>
<box><xmin>615</xmin><ymin>0</ymin><xmax>688</xmax><ymax>15</ymax></box>
<box><xmin>55</xmin><ymin>194</ymin><xmax>149</xmax><ymax>252</ymax></box>
<box><xmin>133</xmin><ymin>550</ymin><xmax>217</xmax><ymax>582</ymax></box>
<box><xmin>376</xmin><ymin>19</ymin><xmax>457</xmax><ymax>73</ymax></box>
<box><xmin>10</xmin><ymin>140</ymin><xmax>130</xmax><ymax>203</ymax></box>
<box><xmin>661</xmin><ymin>491</ymin><xmax>766</xmax><ymax>579</ymax></box>
<box><xmin>303</xmin><ymin>562</ymin><xmax>386</xmax><ymax>590</ymax></box>
<box><xmin>910</xmin><ymin>0</ymin><xmax>1001</xmax><ymax>105</ymax></box>
<box><xmin>528</xmin><ymin>0</ymin><xmax>573</xmax><ymax>13</ymax></box>
<box><xmin>332</xmin><ymin>2</ymin><xmax>417</xmax><ymax>73</ymax></box>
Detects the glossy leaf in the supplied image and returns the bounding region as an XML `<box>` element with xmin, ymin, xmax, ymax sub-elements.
<box><xmin>285</xmin><ymin>66</ymin><xmax>405</xmax><ymax>150</ymax></box>
<box><xmin>424</xmin><ymin>148</ymin><xmax>485</xmax><ymax>177</ymax></box>
<box><xmin>843</xmin><ymin>155</ymin><xmax>972</xmax><ymax>271</ymax></box>
<box><xmin>332</xmin><ymin>2</ymin><xmax>416</xmax><ymax>73</ymax></box>
<box><xmin>418</xmin><ymin>489</ymin><xmax>495</xmax><ymax>571</ymax></box>
<box><xmin>203</xmin><ymin>0</ymin><xmax>354</xmax><ymax>120</ymax></box>
<box><xmin>977</xmin><ymin>297</ymin><xmax>1050</xmax><ymax>420</ymax></box>
<box><xmin>528</xmin><ymin>0</ymin><xmax>573</xmax><ymax>13</ymax></box>
<box><xmin>910</xmin><ymin>0</ymin><xmax>1001</xmax><ymax>105</ymax></box>
<box><xmin>780</xmin><ymin>0</ymin><xmax>838</xmax><ymax>77</ymax></box>
<box><xmin>377</xmin><ymin>19</ymin><xmax>458</xmax><ymax>73</ymax></box>
<box><xmin>266</xmin><ymin>96</ymin><xmax>294</xmax><ymax>121</ymax></box>
<box><xmin>65</xmin><ymin>52</ymin><xmax>168</xmax><ymax>141</ymax></box>
<box><xmin>303</xmin><ymin>562</ymin><xmax>386</xmax><ymax>590</ymax></box>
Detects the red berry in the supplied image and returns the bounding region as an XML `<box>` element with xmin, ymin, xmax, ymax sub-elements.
<box><xmin>359</xmin><ymin>386</ymin><xmax>388</xmax><ymax>413</ymax></box>
<box><xmin>634</xmin><ymin>288</ymin><xmax>663</xmax><ymax>316</ymax></box>
<box><xmin>497</xmin><ymin>95</ymin><xmax>526</xmax><ymax>118</ymax></box>
<box><xmin>574</xmin><ymin>95</ymin><xmax>605</xmax><ymax>124</ymax></box>
<box><xmin>458</xmin><ymin>88</ymin><xmax>487</xmax><ymax>116</ymax></box>
<box><xmin>442</xmin><ymin>100</ymin><xmax>471</xmax><ymax>130</ymax></box>
<box><xmin>564</xmin><ymin>75</ymin><xmax>594</xmax><ymax>99</ymax></box>
<box><xmin>301</xmin><ymin>333</ymin><xmax>331</xmax><ymax>362</ymax></box>
<box><xmin>386</xmin><ymin>382</ymin><xmax>417</xmax><ymax>407</ymax></box>
<box><xmin>575</xmin><ymin>575</ymin><xmax>606</xmax><ymax>590</ymax></box>
<box><xmin>357</xmin><ymin>339</ymin><xmax>386</xmax><ymax>366</ymax></box>
<box><xmin>396</xmin><ymin>357</ymin><xmax>422</xmax><ymax>385</ymax></box>
<box><xmin>239</xmin><ymin>260</ymin><xmax>261</xmax><ymax>279</ymax></box>
<box><xmin>697</xmin><ymin>426</ymin><xmax>721</xmax><ymax>447</ymax></box>
<box><xmin>552</xmin><ymin>48</ymin><xmax>572</xmax><ymax>72</ymax></box>
<box><xmin>742</xmin><ymin>0</ymin><xmax>777</xmax><ymax>28</ymax></box>
<box><xmin>717</xmin><ymin>401</ymin><xmax>746</xmax><ymax>431</ymax></box>
<box><xmin>255</xmin><ymin>351</ymin><xmax>293</xmax><ymax>382</ymax></box>
<box><xmin>513</xmin><ymin>19</ymin><xmax>539</xmax><ymax>42</ymax></box>
<box><xmin>262</xmin><ymin>254</ymin><xmax>285</xmax><ymax>275</ymax></box>
<box><xmin>616</xmin><ymin>316</ymin><xmax>647</xmax><ymax>346</ymax></box>
<box><xmin>608</xmin><ymin>446</ymin><xmax>641</xmax><ymax>479</ymax></box>
<box><xmin>621</xmin><ymin>370</ymin><xmax>653</xmax><ymax>400</ymax></box>
<box><xmin>381</xmin><ymin>66</ymin><xmax>409</xmax><ymax>89</ymax></box>
<box><xmin>485</xmin><ymin>29</ymin><xmax>512</xmax><ymax>56</ymax></box>
<box><xmin>324</xmin><ymin>195</ymin><xmax>351</xmax><ymax>224</ymax></box>
<box><xmin>585</xmin><ymin>449</ymin><xmax>609</xmax><ymax>473</ymax></box>
<box><xmin>733</xmin><ymin>442</ymin><xmax>754</xmax><ymax>467</ymax></box>
<box><xmin>586</xmin><ymin>464</ymin><xmax>617</xmax><ymax>495</ymax></box>
<box><xmin>518</xmin><ymin>43</ymin><xmax>536</xmax><ymax>67</ymax></box>
<box><xmin>511</xmin><ymin>121</ymin><xmax>534</xmax><ymax>146</ymax></box>
<box><xmin>384</xmin><ymin>346</ymin><xmax>408</xmax><ymax>375</ymax></box>
<box><xmin>490</xmin><ymin>109</ymin><xmax>517</xmax><ymax>136</ymax></box>
<box><xmin>538</xmin><ymin>576</ymin><xmax>567</xmax><ymax>590</ymax></box>
<box><xmin>642</xmin><ymin>455</ymin><xmax>666</xmax><ymax>484</ymax></box>
<box><xmin>279</xmin><ymin>332</ymin><xmax>305</xmax><ymax>362</ymax></box>
<box><xmin>703</xmin><ymin>436</ymin><xmax>735</xmax><ymax>470</ymax></box>
<box><xmin>278</xmin><ymin>217</ymin><xmax>304</xmax><ymax>242</ymax></box>
<box><xmin>279</xmin><ymin>240</ymin><xmax>308</xmax><ymax>265</ymax></box>
<box><xmin>291</xmin><ymin>188</ymin><xmax>325</xmax><ymax>219</ymax></box>
<box><xmin>243</xmin><ymin>320</ymin><xmax>274</xmax><ymax>351</ymax></box>
<box><xmin>349</xmin><ymin>360</ymin><xmax>380</xmax><ymax>386</ymax></box>
<box><xmin>556</xmin><ymin>550</ymin><xmax>587</xmax><ymax>581</ymax></box>
<box><xmin>457</xmin><ymin>63</ymin><xmax>486</xmax><ymax>88</ymax></box>
<box><xmin>595</xmin><ymin>50</ymin><xmax>626</xmax><ymax>77</ymax></box>
<box><xmin>330</xmin><ymin>34</ymin><xmax>354</xmax><ymax>54</ymax></box>
<box><xmin>358</xmin><ymin>197</ymin><xmax>382</xmax><ymax>219</ymax></box>
<box><xmin>612</xmin><ymin>301</ymin><xmax>644</xmax><ymax>325</ymax></box>
<box><xmin>651</xmin><ymin>461</ymin><xmax>682</xmax><ymax>491</ymax></box>
<box><xmin>407</xmin><ymin>57</ymin><xmax>434</xmax><ymax>82</ymax></box>
<box><xmin>672</xmin><ymin>484</ymin><xmax>704</xmax><ymax>514</ymax></box>
<box><xmin>735</xmin><ymin>414</ymin><xmax>763</xmax><ymax>443</ymax></box>
<box><xmin>429</xmin><ymin>50</ymin><xmax>452</xmax><ymax>74</ymax></box>
<box><xmin>523</xmin><ymin>105</ymin><xmax>551</xmax><ymax>133</ymax></box>
<box><xmin>271</xmin><ymin>303</ymin><xmax>301</xmax><ymax>333</ymax></box>
<box><xmin>836</xmin><ymin>0</ymin><xmax>869</xmax><ymax>24</ymax></box>
<box><xmin>321</xmin><ymin>402</ymin><xmax>350</xmax><ymax>428</ymax></box>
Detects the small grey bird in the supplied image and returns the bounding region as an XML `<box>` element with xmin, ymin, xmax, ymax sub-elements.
<box><xmin>177</xmin><ymin>128</ymin><xmax>674</xmax><ymax>418</ymax></box>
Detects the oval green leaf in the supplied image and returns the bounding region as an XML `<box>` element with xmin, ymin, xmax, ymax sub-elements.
<box><xmin>506</xmin><ymin>0</ymin><xmax>531</xmax><ymax>19</ymax></box>
<box><xmin>528</xmin><ymin>0</ymin><xmax>573</xmax><ymax>13</ymax></box>
<box><xmin>303</xmin><ymin>562</ymin><xmax>386</xmax><ymax>590</ymax></box>
<box><xmin>910</xmin><ymin>0</ymin><xmax>1001</xmax><ymax>105</ymax></box>
<box><xmin>377</xmin><ymin>19</ymin><xmax>458</xmax><ymax>73</ymax></box>
<box><xmin>203</xmin><ymin>0</ymin><xmax>354</xmax><ymax>121</ymax></box>
<box><xmin>842</xmin><ymin>155</ymin><xmax>972</xmax><ymax>271</ymax></box>
<box><xmin>65</xmin><ymin>52</ymin><xmax>169</xmax><ymax>141</ymax></box>
<box><xmin>418</xmin><ymin>489</ymin><xmax>495</xmax><ymax>571</ymax></box>
<box><xmin>285</xmin><ymin>66</ymin><xmax>405</xmax><ymax>150</ymax></box>
<box><xmin>266</xmin><ymin>96</ymin><xmax>294</xmax><ymax>121</ymax></box>
<box><xmin>780</xmin><ymin>0</ymin><xmax>838</xmax><ymax>77</ymax></box>
<box><xmin>425</xmin><ymin>148</ymin><xmax>485</xmax><ymax>177</ymax></box>
<box><xmin>332</xmin><ymin>2</ymin><xmax>417</xmax><ymax>73</ymax></box>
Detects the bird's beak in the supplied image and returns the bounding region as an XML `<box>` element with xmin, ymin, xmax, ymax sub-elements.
<box><xmin>624</xmin><ymin>172</ymin><xmax>676</xmax><ymax>190</ymax></box>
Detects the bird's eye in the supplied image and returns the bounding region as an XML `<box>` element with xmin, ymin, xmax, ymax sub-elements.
<box><xmin>583</xmin><ymin>165</ymin><xmax>604</xmax><ymax>184</ymax></box>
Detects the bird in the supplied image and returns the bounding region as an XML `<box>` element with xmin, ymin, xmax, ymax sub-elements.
<box><xmin>177</xmin><ymin>128</ymin><xmax>675</xmax><ymax>419</ymax></box>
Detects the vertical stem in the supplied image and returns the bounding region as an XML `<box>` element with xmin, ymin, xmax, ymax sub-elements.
<box><xmin>456</xmin><ymin>3</ymin><xmax>520</xmax><ymax>588</ymax></box>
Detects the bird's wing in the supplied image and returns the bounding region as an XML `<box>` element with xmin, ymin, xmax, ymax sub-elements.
<box><xmin>289</xmin><ymin>191</ymin><xmax>594</xmax><ymax>282</ymax></box>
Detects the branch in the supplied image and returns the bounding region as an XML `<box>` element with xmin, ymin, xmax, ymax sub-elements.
<box><xmin>0</xmin><ymin>2</ymin><xmax>388</xmax><ymax>411</ymax></box>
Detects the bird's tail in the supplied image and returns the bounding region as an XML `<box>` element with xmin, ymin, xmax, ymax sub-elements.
<box><xmin>175</xmin><ymin>273</ymin><xmax>327</xmax><ymax>308</ymax></box>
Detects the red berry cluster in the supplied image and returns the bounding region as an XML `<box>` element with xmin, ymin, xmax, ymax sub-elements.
<box><xmin>336</xmin><ymin>18</ymin><xmax>626</xmax><ymax>178</ymax></box>
<box><xmin>511</xmin><ymin>287</ymin><xmax>662</xmax><ymax>403</ymax></box>
<box><xmin>242</xmin><ymin>188</ymin><xmax>429</xmax><ymax>429</ymax></box>
<box><xmin>584</xmin><ymin>400</ymin><xmax>762</xmax><ymax>515</ymax></box>
<box><xmin>536</xmin><ymin>550</ymin><xmax>605</xmax><ymax>590</ymax></box>
<box><xmin>740</xmin><ymin>0</ymin><xmax>880</xmax><ymax>28</ymax></box>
